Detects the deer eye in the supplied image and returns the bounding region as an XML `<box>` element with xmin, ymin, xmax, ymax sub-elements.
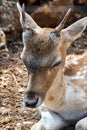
<box><xmin>52</xmin><ymin>60</ymin><xmax>62</xmax><ymax>68</ymax></box>
<box><xmin>51</xmin><ymin>56</ymin><xmax>62</xmax><ymax>68</ymax></box>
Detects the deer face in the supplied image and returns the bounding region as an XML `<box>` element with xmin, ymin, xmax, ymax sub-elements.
<box><xmin>21</xmin><ymin>28</ymin><xmax>62</xmax><ymax>72</ymax></box>
<box><xmin>17</xmin><ymin>3</ymin><xmax>65</xmax><ymax>108</ymax></box>
<box><xmin>22</xmin><ymin>27</ymin><xmax>62</xmax><ymax>108</ymax></box>
<box><xmin>17</xmin><ymin>3</ymin><xmax>87</xmax><ymax>108</ymax></box>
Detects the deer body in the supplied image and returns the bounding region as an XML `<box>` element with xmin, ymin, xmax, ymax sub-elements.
<box><xmin>33</xmin><ymin>52</ymin><xmax>87</xmax><ymax>130</ymax></box>
<box><xmin>17</xmin><ymin>3</ymin><xmax>87</xmax><ymax>130</ymax></box>
<box><xmin>43</xmin><ymin>51</ymin><xmax>87</xmax><ymax>113</ymax></box>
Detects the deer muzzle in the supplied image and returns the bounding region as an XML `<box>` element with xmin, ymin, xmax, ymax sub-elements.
<box><xmin>23</xmin><ymin>91</ymin><xmax>42</xmax><ymax>108</ymax></box>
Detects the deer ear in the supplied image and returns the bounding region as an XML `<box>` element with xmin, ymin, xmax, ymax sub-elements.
<box><xmin>60</xmin><ymin>17</ymin><xmax>87</xmax><ymax>48</ymax></box>
<box><xmin>17</xmin><ymin>2</ymin><xmax>40</xmax><ymax>29</ymax></box>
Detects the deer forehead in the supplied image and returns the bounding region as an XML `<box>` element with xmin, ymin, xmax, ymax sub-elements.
<box><xmin>22</xmin><ymin>28</ymin><xmax>61</xmax><ymax>57</ymax></box>
<box><xmin>21</xmin><ymin>28</ymin><xmax>62</xmax><ymax>71</ymax></box>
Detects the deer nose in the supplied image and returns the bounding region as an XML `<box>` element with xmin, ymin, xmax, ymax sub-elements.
<box><xmin>23</xmin><ymin>91</ymin><xmax>39</xmax><ymax>108</ymax></box>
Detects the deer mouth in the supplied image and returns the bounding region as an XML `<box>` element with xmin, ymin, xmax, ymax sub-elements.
<box><xmin>23</xmin><ymin>91</ymin><xmax>45</xmax><ymax>108</ymax></box>
<box><xmin>24</xmin><ymin>97</ymin><xmax>39</xmax><ymax>108</ymax></box>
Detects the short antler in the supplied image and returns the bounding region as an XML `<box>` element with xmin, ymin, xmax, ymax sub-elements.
<box><xmin>55</xmin><ymin>8</ymin><xmax>71</xmax><ymax>34</ymax></box>
<box><xmin>22</xmin><ymin>4</ymin><xmax>25</xmax><ymax>22</ymax></box>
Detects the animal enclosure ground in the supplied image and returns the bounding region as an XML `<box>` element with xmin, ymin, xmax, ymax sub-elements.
<box><xmin>0</xmin><ymin>30</ymin><xmax>87</xmax><ymax>130</ymax></box>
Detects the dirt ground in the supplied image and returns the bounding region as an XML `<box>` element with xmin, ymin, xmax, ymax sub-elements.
<box><xmin>0</xmin><ymin>41</ymin><xmax>40</xmax><ymax>130</ymax></box>
<box><xmin>0</xmin><ymin>28</ymin><xmax>87</xmax><ymax>130</ymax></box>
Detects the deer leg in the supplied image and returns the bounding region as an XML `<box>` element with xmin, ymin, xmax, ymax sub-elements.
<box><xmin>75</xmin><ymin>117</ymin><xmax>87</xmax><ymax>130</ymax></box>
<box><xmin>31</xmin><ymin>109</ymin><xmax>67</xmax><ymax>130</ymax></box>
<box><xmin>31</xmin><ymin>123</ymin><xmax>45</xmax><ymax>130</ymax></box>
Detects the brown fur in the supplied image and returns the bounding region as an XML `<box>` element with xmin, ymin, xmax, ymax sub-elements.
<box><xmin>17</xmin><ymin>3</ymin><xmax>87</xmax><ymax>130</ymax></box>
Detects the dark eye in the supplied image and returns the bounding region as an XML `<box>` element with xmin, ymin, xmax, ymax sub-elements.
<box><xmin>52</xmin><ymin>60</ymin><xmax>62</xmax><ymax>68</ymax></box>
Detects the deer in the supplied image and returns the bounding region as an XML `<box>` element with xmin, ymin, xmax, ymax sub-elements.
<box><xmin>0</xmin><ymin>27</ymin><xmax>8</xmax><ymax>51</ymax></box>
<box><xmin>17</xmin><ymin>2</ymin><xmax>87</xmax><ymax>130</ymax></box>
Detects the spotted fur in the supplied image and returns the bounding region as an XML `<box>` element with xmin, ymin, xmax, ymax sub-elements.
<box><xmin>17</xmin><ymin>3</ymin><xmax>87</xmax><ymax>130</ymax></box>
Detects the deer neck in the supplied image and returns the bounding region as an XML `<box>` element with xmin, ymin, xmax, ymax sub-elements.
<box><xmin>43</xmin><ymin>65</ymin><xmax>67</xmax><ymax>112</ymax></box>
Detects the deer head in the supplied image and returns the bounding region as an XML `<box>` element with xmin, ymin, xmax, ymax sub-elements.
<box><xmin>17</xmin><ymin>3</ymin><xmax>87</xmax><ymax>108</ymax></box>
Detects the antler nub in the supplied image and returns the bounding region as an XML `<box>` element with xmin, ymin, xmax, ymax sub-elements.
<box><xmin>22</xmin><ymin>3</ymin><xmax>25</xmax><ymax>22</ymax></box>
<box><xmin>55</xmin><ymin>8</ymin><xmax>71</xmax><ymax>33</ymax></box>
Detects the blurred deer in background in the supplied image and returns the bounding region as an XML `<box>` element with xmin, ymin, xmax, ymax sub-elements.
<box><xmin>0</xmin><ymin>28</ymin><xmax>8</xmax><ymax>51</ymax></box>
<box><xmin>17</xmin><ymin>3</ymin><xmax>87</xmax><ymax>130</ymax></box>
